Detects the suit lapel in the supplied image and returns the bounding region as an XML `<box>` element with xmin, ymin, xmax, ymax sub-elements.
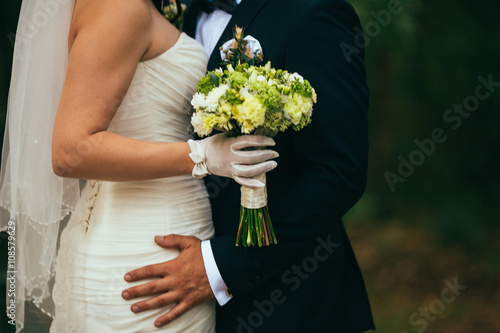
<box><xmin>207</xmin><ymin>0</ymin><xmax>269</xmax><ymax>70</ymax></box>
<box><xmin>183</xmin><ymin>0</ymin><xmax>203</xmax><ymax>38</ymax></box>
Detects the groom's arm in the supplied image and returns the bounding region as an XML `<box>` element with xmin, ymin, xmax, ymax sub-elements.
<box><xmin>209</xmin><ymin>0</ymin><xmax>368</xmax><ymax>297</ymax></box>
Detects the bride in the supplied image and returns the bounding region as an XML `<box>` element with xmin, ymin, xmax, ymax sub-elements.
<box><xmin>0</xmin><ymin>0</ymin><xmax>278</xmax><ymax>332</ymax></box>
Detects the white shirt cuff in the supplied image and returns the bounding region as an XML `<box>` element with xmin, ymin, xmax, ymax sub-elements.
<box><xmin>201</xmin><ymin>239</ymin><xmax>232</xmax><ymax>306</ymax></box>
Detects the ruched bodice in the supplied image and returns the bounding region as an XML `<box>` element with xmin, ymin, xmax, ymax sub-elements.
<box><xmin>108</xmin><ymin>33</ymin><xmax>207</xmax><ymax>143</ymax></box>
<box><xmin>51</xmin><ymin>33</ymin><xmax>215</xmax><ymax>332</ymax></box>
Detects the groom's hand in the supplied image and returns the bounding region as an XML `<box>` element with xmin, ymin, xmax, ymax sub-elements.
<box><xmin>121</xmin><ymin>235</ymin><xmax>214</xmax><ymax>328</ymax></box>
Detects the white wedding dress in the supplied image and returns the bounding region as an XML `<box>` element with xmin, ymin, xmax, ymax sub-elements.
<box><xmin>50</xmin><ymin>33</ymin><xmax>215</xmax><ymax>333</ymax></box>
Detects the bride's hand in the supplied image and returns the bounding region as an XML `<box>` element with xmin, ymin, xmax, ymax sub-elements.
<box><xmin>121</xmin><ymin>235</ymin><xmax>213</xmax><ymax>328</ymax></box>
<box><xmin>188</xmin><ymin>133</ymin><xmax>279</xmax><ymax>188</ymax></box>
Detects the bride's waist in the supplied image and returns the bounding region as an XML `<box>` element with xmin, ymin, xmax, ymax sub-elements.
<box><xmin>88</xmin><ymin>175</ymin><xmax>201</xmax><ymax>190</ymax></box>
<box><xmin>73</xmin><ymin>176</ymin><xmax>213</xmax><ymax>234</ymax></box>
<box><xmin>80</xmin><ymin>176</ymin><xmax>209</xmax><ymax>205</ymax></box>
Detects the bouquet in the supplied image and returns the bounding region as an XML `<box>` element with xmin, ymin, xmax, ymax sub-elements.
<box><xmin>191</xmin><ymin>27</ymin><xmax>317</xmax><ymax>246</ymax></box>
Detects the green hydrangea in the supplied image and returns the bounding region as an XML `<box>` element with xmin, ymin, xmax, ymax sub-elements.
<box><xmin>252</xmin><ymin>82</ymin><xmax>281</xmax><ymax>108</ymax></box>
<box><xmin>196</xmin><ymin>73</ymin><xmax>216</xmax><ymax>96</ymax></box>
<box><xmin>292</xmin><ymin>114</ymin><xmax>312</xmax><ymax>131</ymax></box>
<box><xmin>225</xmin><ymin>89</ymin><xmax>244</xmax><ymax>106</ymax></box>
<box><xmin>264</xmin><ymin>107</ymin><xmax>286</xmax><ymax>132</ymax></box>
<box><xmin>228</xmin><ymin>71</ymin><xmax>249</xmax><ymax>90</ymax></box>
<box><xmin>290</xmin><ymin>79</ymin><xmax>314</xmax><ymax>98</ymax></box>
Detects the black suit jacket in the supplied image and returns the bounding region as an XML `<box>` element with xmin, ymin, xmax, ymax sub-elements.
<box><xmin>184</xmin><ymin>0</ymin><xmax>375</xmax><ymax>331</ymax></box>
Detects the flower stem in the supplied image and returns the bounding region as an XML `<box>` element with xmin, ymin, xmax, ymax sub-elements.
<box><xmin>263</xmin><ymin>206</ymin><xmax>277</xmax><ymax>244</ymax></box>
<box><xmin>236</xmin><ymin>205</ymin><xmax>244</xmax><ymax>246</ymax></box>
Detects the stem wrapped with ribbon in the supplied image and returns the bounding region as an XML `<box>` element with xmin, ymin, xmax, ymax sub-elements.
<box><xmin>237</xmin><ymin>173</ymin><xmax>277</xmax><ymax>246</ymax></box>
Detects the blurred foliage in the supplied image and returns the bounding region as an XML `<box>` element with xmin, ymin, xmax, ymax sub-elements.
<box><xmin>347</xmin><ymin>0</ymin><xmax>500</xmax><ymax>249</ymax></box>
<box><xmin>0</xmin><ymin>0</ymin><xmax>499</xmax><ymax>332</ymax></box>
<box><xmin>344</xmin><ymin>0</ymin><xmax>500</xmax><ymax>331</ymax></box>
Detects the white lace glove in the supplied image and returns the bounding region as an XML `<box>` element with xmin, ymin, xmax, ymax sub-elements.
<box><xmin>187</xmin><ymin>133</ymin><xmax>278</xmax><ymax>188</ymax></box>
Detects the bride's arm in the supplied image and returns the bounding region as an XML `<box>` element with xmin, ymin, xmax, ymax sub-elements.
<box><xmin>52</xmin><ymin>0</ymin><xmax>194</xmax><ymax>181</ymax></box>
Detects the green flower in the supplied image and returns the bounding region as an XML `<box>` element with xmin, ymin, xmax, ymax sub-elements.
<box><xmin>284</xmin><ymin>94</ymin><xmax>314</xmax><ymax>126</ymax></box>
<box><xmin>225</xmin><ymin>89</ymin><xmax>244</xmax><ymax>106</ymax></box>
<box><xmin>162</xmin><ymin>1</ymin><xmax>187</xmax><ymax>31</ymax></box>
<box><xmin>197</xmin><ymin>74</ymin><xmax>218</xmax><ymax>94</ymax></box>
<box><xmin>264</xmin><ymin>107</ymin><xmax>287</xmax><ymax>132</ymax></box>
<box><xmin>290</xmin><ymin>79</ymin><xmax>315</xmax><ymax>98</ymax></box>
<box><xmin>252</xmin><ymin>82</ymin><xmax>281</xmax><ymax>108</ymax></box>
<box><xmin>228</xmin><ymin>70</ymin><xmax>249</xmax><ymax>90</ymax></box>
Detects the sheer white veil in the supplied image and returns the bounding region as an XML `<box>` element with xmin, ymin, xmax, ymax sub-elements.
<box><xmin>0</xmin><ymin>0</ymin><xmax>79</xmax><ymax>331</ymax></box>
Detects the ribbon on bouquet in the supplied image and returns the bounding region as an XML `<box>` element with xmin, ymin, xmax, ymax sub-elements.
<box><xmin>240</xmin><ymin>173</ymin><xmax>268</xmax><ymax>209</ymax></box>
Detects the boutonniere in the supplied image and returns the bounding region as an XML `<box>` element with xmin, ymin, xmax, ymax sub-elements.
<box><xmin>220</xmin><ymin>26</ymin><xmax>264</xmax><ymax>67</ymax></box>
<box><xmin>162</xmin><ymin>0</ymin><xmax>187</xmax><ymax>31</ymax></box>
<box><xmin>191</xmin><ymin>26</ymin><xmax>317</xmax><ymax>247</ymax></box>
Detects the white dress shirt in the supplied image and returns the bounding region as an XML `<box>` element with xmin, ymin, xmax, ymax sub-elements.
<box><xmin>197</xmin><ymin>0</ymin><xmax>242</xmax><ymax>306</ymax></box>
<box><xmin>196</xmin><ymin>9</ymin><xmax>232</xmax><ymax>57</ymax></box>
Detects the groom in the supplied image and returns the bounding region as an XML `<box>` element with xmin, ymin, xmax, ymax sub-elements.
<box><xmin>122</xmin><ymin>0</ymin><xmax>375</xmax><ymax>331</ymax></box>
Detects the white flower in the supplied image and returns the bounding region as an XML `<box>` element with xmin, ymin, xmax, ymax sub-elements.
<box><xmin>288</xmin><ymin>73</ymin><xmax>304</xmax><ymax>83</ymax></box>
<box><xmin>239</xmin><ymin>87</ymin><xmax>251</xmax><ymax>98</ymax></box>
<box><xmin>216</xmin><ymin>85</ymin><xmax>229</xmax><ymax>98</ymax></box>
<box><xmin>191</xmin><ymin>113</ymin><xmax>212</xmax><ymax>136</ymax></box>
<box><xmin>220</xmin><ymin>35</ymin><xmax>263</xmax><ymax>62</ymax></box>
<box><xmin>208</xmin><ymin>85</ymin><xmax>228</xmax><ymax>103</ymax></box>
<box><xmin>191</xmin><ymin>92</ymin><xmax>207</xmax><ymax>110</ymax></box>
<box><xmin>191</xmin><ymin>84</ymin><xmax>229</xmax><ymax>113</ymax></box>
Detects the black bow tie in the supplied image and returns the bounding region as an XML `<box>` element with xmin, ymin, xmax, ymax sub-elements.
<box><xmin>202</xmin><ymin>0</ymin><xmax>237</xmax><ymax>14</ymax></box>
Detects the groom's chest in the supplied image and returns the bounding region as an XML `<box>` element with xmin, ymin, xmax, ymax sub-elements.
<box><xmin>207</xmin><ymin>1</ymin><xmax>300</xmax><ymax>65</ymax></box>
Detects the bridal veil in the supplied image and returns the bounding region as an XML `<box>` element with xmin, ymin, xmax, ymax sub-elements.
<box><xmin>0</xmin><ymin>0</ymin><xmax>79</xmax><ymax>331</ymax></box>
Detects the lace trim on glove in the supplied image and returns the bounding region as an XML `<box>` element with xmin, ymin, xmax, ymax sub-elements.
<box><xmin>187</xmin><ymin>139</ymin><xmax>209</xmax><ymax>179</ymax></box>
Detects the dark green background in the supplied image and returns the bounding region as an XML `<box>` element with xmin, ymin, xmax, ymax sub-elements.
<box><xmin>1</xmin><ymin>0</ymin><xmax>498</xmax><ymax>332</ymax></box>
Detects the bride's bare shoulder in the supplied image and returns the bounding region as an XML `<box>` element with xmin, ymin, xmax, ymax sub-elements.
<box><xmin>70</xmin><ymin>0</ymin><xmax>152</xmax><ymax>48</ymax></box>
